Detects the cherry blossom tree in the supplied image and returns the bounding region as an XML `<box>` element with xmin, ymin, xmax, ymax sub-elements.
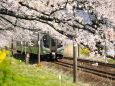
<box><xmin>0</xmin><ymin>0</ymin><xmax>114</xmax><ymax>57</ymax></box>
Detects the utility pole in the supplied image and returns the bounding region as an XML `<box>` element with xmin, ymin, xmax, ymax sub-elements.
<box><xmin>38</xmin><ymin>32</ymin><xmax>41</xmax><ymax>64</ymax></box>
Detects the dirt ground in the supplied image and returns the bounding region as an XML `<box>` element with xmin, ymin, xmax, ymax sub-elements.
<box><xmin>41</xmin><ymin>61</ymin><xmax>115</xmax><ymax>86</ymax></box>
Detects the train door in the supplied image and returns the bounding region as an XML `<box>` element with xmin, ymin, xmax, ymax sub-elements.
<box><xmin>50</xmin><ymin>38</ymin><xmax>57</xmax><ymax>52</ymax></box>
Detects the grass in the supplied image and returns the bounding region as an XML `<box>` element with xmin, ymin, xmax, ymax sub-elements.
<box><xmin>0</xmin><ymin>57</ymin><xmax>92</xmax><ymax>86</ymax></box>
<box><xmin>107</xmin><ymin>58</ymin><xmax>115</xmax><ymax>64</ymax></box>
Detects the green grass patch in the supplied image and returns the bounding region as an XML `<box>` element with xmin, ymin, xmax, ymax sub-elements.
<box><xmin>0</xmin><ymin>57</ymin><xmax>79</xmax><ymax>86</ymax></box>
<box><xmin>107</xmin><ymin>58</ymin><xmax>115</xmax><ymax>64</ymax></box>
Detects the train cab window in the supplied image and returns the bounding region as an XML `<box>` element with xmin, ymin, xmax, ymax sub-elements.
<box><xmin>51</xmin><ymin>39</ymin><xmax>56</xmax><ymax>47</ymax></box>
<box><xmin>43</xmin><ymin>35</ymin><xmax>63</xmax><ymax>49</ymax></box>
<box><xmin>57</xmin><ymin>44</ymin><xmax>63</xmax><ymax>48</ymax></box>
<box><xmin>43</xmin><ymin>35</ymin><xmax>50</xmax><ymax>48</ymax></box>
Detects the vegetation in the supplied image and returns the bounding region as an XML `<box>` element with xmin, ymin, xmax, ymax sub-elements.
<box><xmin>0</xmin><ymin>58</ymin><xmax>71</xmax><ymax>86</ymax></box>
<box><xmin>0</xmin><ymin>49</ymin><xmax>11</xmax><ymax>63</ymax></box>
<box><xmin>0</xmin><ymin>57</ymin><xmax>91</xmax><ymax>86</ymax></box>
<box><xmin>107</xmin><ymin>58</ymin><xmax>115</xmax><ymax>64</ymax></box>
<box><xmin>80</xmin><ymin>47</ymin><xmax>90</xmax><ymax>56</ymax></box>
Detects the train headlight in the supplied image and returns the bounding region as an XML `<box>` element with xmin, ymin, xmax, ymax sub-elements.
<box><xmin>52</xmin><ymin>52</ymin><xmax>55</xmax><ymax>55</ymax></box>
<box><xmin>29</xmin><ymin>43</ymin><xmax>34</xmax><ymax>46</ymax></box>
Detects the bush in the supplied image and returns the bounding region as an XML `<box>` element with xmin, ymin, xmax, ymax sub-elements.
<box><xmin>0</xmin><ymin>51</ymin><xmax>6</xmax><ymax>63</ymax></box>
<box><xmin>80</xmin><ymin>48</ymin><xmax>90</xmax><ymax>56</ymax></box>
<box><xmin>0</xmin><ymin>49</ymin><xmax>11</xmax><ymax>63</ymax></box>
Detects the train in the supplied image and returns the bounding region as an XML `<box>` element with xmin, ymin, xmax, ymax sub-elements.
<box><xmin>16</xmin><ymin>34</ymin><xmax>64</xmax><ymax>61</ymax></box>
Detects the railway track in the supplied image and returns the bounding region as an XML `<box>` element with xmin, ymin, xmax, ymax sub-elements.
<box><xmin>53</xmin><ymin>57</ymin><xmax>115</xmax><ymax>81</ymax></box>
<box><xmin>15</xmin><ymin>51</ymin><xmax>115</xmax><ymax>82</ymax></box>
<box><xmin>13</xmin><ymin>52</ymin><xmax>115</xmax><ymax>85</ymax></box>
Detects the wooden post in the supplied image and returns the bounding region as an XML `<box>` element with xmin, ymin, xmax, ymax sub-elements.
<box><xmin>25</xmin><ymin>42</ymin><xmax>30</xmax><ymax>64</ymax></box>
<box><xmin>38</xmin><ymin>32</ymin><xmax>40</xmax><ymax>64</ymax></box>
<box><xmin>21</xmin><ymin>41</ymin><xmax>23</xmax><ymax>54</ymax></box>
<box><xmin>40</xmin><ymin>37</ymin><xmax>43</xmax><ymax>55</ymax></box>
<box><xmin>24</xmin><ymin>41</ymin><xmax>27</xmax><ymax>55</ymax></box>
<box><xmin>11</xmin><ymin>39</ymin><xmax>14</xmax><ymax>55</ymax></box>
<box><xmin>78</xmin><ymin>44</ymin><xmax>80</xmax><ymax>58</ymax></box>
<box><xmin>103</xmin><ymin>34</ymin><xmax>107</xmax><ymax>63</ymax></box>
<box><xmin>25</xmin><ymin>52</ymin><xmax>30</xmax><ymax>64</ymax></box>
<box><xmin>55</xmin><ymin>40</ymin><xmax>58</xmax><ymax>52</ymax></box>
<box><xmin>104</xmin><ymin>39</ymin><xmax>107</xmax><ymax>63</ymax></box>
<box><xmin>73</xmin><ymin>40</ymin><xmax>78</xmax><ymax>83</ymax></box>
<box><xmin>49</xmin><ymin>37</ymin><xmax>52</xmax><ymax>52</ymax></box>
<box><xmin>24</xmin><ymin>41</ymin><xmax>27</xmax><ymax>64</ymax></box>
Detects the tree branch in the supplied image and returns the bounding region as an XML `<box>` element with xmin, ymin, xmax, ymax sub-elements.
<box><xmin>18</xmin><ymin>2</ymin><xmax>50</xmax><ymax>16</ymax></box>
<box><xmin>0</xmin><ymin>15</ymin><xmax>40</xmax><ymax>31</ymax></box>
<box><xmin>0</xmin><ymin>8</ymin><xmax>53</xmax><ymax>21</ymax></box>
